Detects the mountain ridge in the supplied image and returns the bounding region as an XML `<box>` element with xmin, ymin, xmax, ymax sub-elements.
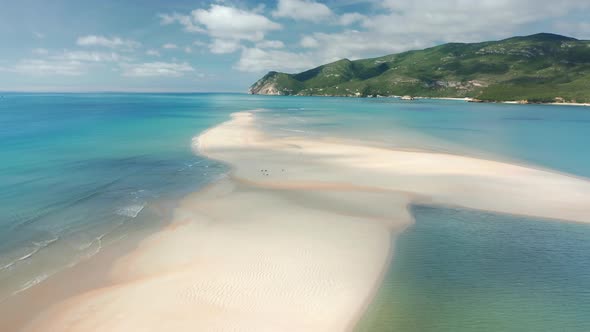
<box><xmin>249</xmin><ymin>33</ymin><xmax>590</xmax><ymax>103</ymax></box>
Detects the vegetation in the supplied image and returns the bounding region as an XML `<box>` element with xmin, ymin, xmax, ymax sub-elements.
<box><xmin>249</xmin><ymin>33</ymin><xmax>590</xmax><ymax>103</ymax></box>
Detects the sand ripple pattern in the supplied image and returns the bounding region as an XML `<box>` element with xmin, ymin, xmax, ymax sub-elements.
<box><xmin>24</xmin><ymin>110</ymin><xmax>590</xmax><ymax>332</ymax></box>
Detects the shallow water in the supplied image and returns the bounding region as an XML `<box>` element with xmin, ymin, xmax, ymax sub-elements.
<box><xmin>1</xmin><ymin>93</ymin><xmax>589</xmax><ymax>328</ymax></box>
<box><xmin>256</xmin><ymin>97</ymin><xmax>590</xmax><ymax>177</ymax></box>
<box><xmin>0</xmin><ymin>93</ymin><xmax>232</xmax><ymax>299</ymax></box>
<box><xmin>356</xmin><ymin>206</ymin><xmax>590</xmax><ymax>331</ymax></box>
<box><xmin>253</xmin><ymin>98</ymin><xmax>590</xmax><ymax>331</ymax></box>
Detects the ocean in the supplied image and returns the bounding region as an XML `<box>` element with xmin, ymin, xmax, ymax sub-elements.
<box><xmin>1</xmin><ymin>93</ymin><xmax>589</xmax><ymax>329</ymax></box>
<box><xmin>0</xmin><ymin>93</ymin><xmax>233</xmax><ymax>300</ymax></box>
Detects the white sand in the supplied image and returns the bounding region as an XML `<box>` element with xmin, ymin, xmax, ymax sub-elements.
<box><xmin>24</xmin><ymin>111</ymin><xmax>590</xmax><ymax>332</ymax></box>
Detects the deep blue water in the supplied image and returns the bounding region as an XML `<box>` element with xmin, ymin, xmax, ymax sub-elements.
<box><xmin>1</xmin><ymin>94</ymin><xmax>589</xmax><ymax>328</ymax></box>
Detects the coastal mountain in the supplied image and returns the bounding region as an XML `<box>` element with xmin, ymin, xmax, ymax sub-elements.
<box><xmin>249</xmin><ymin>33</ymin><xmax>590</xmax><ymax>103</ymax></box>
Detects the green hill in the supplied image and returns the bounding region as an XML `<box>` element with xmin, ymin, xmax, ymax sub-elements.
<box><xmin>249</xmin><ymin>33</ymin><xmax>590</xmax><ymax>103</ymax></box>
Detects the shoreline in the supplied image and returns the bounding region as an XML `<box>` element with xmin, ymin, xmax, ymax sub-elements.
<box><xmin>0</xmin><ymin>203</ymin><xmax>171</xmax><ymax>331</ymax></box>
<box><xmin>251</xmin><ymin>93</ymin><xmax>590</xmax><ymax>107</ymax></box>
<box><xmin>418</xmin><ymin>96</ymin><xmax>590</xmax><ymax>106</ymax></box>
<box><xmin>12</xmin><ymin>110</ymin><xmax>590</xmax><ymax>331</ymax></box>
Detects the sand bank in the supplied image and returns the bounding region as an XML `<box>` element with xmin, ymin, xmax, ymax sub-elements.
<box><xmin>23</xmin><ymin>111</ymin><xmax>590</xmax><ymax>331</ymax></box>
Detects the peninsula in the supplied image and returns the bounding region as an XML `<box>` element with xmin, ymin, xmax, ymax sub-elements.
<box><xmin>249</xmin><ymin>33</ymin><xmax>590</xmax><ymax>104</ymax></box>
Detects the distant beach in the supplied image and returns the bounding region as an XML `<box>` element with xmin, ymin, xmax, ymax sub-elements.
<box><xmin>388</xmin><ymin>96</ymin><xmax>590</xmax><ymax>107</ymax></box>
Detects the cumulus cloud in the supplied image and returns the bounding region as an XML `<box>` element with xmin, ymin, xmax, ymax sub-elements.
<box><xmin>77</xmin><ymin>35</ymin><xmax>140</xmax><ymax>49</ymax></box>
<box><xmin>193</xmin><ymin>5</ymin><xmax>281</xmax><ymax>41</ymax></box>
<box><xmin>300</xmin><ymin>36</ymin><xmax>319</xmax><ymax>48</ymax></box>
<box><xmin>209</xmin><ymin>39</ymin><xmax>241</xmax><ymax>54</ymax></box>
<box><xmin>272</xmin><ymin>0</ymin><xmax>333</xmax><ymax>22</ymax></box>
<box><xmin>121</xmin><ymin>62</ymin><xmax>195</xmax><ymax>77</ymax></box>
<box><xmin>255</xmin><ymin>40</ymin><xmax>285</xmax><ymax>49</ymax></box>
<box><xmin>338</xmin><ymin>13</ymin><xmax>366</xmax><ymax>26</ymax></box>
<box><xmin>160</xmin><ymin>4</ymin><xmax>281</xmax><ymax>41</ymax></box>
<box><xmin>159</xmin><ymin>13</ymin><xmax>204</xmax><ymax>33</ymax></box>
<box><xmin>160</xmin><ymin>4</ymin><xmax>282</xmax><ymax>55</ymax></box>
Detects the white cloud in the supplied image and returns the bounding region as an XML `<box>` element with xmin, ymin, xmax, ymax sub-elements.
<box><xmin>160</xmin><ymin>4</ymin><xmax>283</xmax><ymax>55</ymax></box>
<box><xmin>121</xmin><ymin>62</ymin><xmax>195</xmax><ymax>77</ymax></box>
<box><xmin>300</xmin><ymin>36</ymin><xmax>319</xmax><ymax>48</ymax></box>
<box><xmin>184</xmin><ymin>46</ymin><xmax>193</xmax><ymax>53</ymax></box>
<box><xmin>7</xmin><ymin>59</ymin><xmax>85</xmax><ymax>76</ymax></box>
<box><xmin>159</xmin><ymin>13</ymin><xmax>204</xmax><ymax>33</ymax></box>
<box><xmin>33</xmin><ymin>31</ymin><xmax>45</xmax><ymax>39</ymax></box>
<box><xmin>159</xmin><ymin>4</ymin><xmax>281</xmax><ymax>41</ymax></box>
<box><xmin>193</xmin><ymin>5</ymin><xmax>282</xmax><ymax>41</ymax></box>
<box><xmin>272</xmin><ymin>0</ymin><xmax>333</xmax><ymax>22</ymax></box>
<box><xmin>146</xmin><ymin>49</ymin><xmax>161</xmax><ymax>56</ymax></box>
<box><xmin>52</xmin><ymin>51</ymin><xmax>124</xmax><ymax>62</ymax></box>
<box><xmin>77</xmin><ymin>35</ymin><xmax>140</xmax><ymax>49</ymax></box>
<box><xmin>162</xmin><ymin>43</ymin><xmax>178</xmax><ymax>49</ymax></box>
<box><xmin>235</xmin><ymin>47</ymin><xmax>318</xmax><ymax>72</ymax></box>
<box><xmin>338</xmin><ymin>13</ymin><xmax>366</xmax><ymax>26</ymax></box>
<box><xmin>255</xmin><ymin>40</ymin><xmax>285</xmax><ymax>49</ymax></box>
<box><xmin>209</xmin><ymin>39</ymin><xmax>241</xmax><ymax>54</ymax></box>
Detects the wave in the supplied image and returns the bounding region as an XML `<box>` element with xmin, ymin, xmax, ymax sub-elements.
<box><xmin>1</xmin><ymin>230</ymin><xmax>117</xmax><ymax>302</ymax></box>
<box><xmin>278</xmin><ymin>128</ymin><xmax>306</xmax><ymax>133</ymax></box>
<box><xmin>185</xmin><ymin>160</ymin><xmax>205</xmax><ymax>168</ymax></box>
<box><xmin>7</xmin><ymin>272</ymin><xmax>53</xmax><ymax>301</ymax></box>
<box><xmin>115</xmin><ymin>204</ymin><xmax>145</xmax><ymax>218</ymax></box>
<box><xmin>10</xmin><ymin>178</ymin><xmax>122</xmax><ymax>230</ymax></box>
<box><xmin>75</xmin><ymin>231</ymin><xmax>107</xmax><ymax>259</ymax></box>
<box><xmin>0</xmin><ymin>236</ymin><xmax>59</xmax><ymax>271</ymax></box>
<box><xmin>177</xmin><ymin>159</ymin><xmax>206</xmax><ymax>172</ymax></box>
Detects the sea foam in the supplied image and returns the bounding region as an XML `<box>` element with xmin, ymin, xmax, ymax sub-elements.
<box><xmin>115</xmin><ymin>204</ymin><xmax>145</xmax><ymax>218</ymax></box>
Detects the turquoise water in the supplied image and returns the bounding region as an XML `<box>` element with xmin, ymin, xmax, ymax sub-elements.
<box><xmin>1</xmin><ymin>94</ymin><xmax>589</xmax><ymax>329</ymax></box>
<box><xmin>0</xmin><ymin>93</ymin><xmax>234</xmax><ymax>299</ymax></box>
<box><xmin>356</xmin><ymin>207</ymin><xmax>590</xmax><ymax>331</ymax></box>
<box><xmin>256</xmin><ymin>97</ymin><xmax>590</xmax><ymax>177</ymax></box>
<box><xmin>253</xmin><ymin>98</ymin><xmax>590</xmax><ymax>330</ymax></box>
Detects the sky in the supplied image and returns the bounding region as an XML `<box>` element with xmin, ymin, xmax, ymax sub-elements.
<box><xmin>1</xmin><ymin>0</ymin><xmax>589</xmax><ymax>92</ymax></box>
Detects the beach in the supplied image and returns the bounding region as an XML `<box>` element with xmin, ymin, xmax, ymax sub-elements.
<box><xmin>14</xmin><ymin>109</ymin><xmax>590</xmax><ymax>331</ymax></box>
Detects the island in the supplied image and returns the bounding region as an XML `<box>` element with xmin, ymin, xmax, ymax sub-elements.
<box><xmin>249</xmin><ymin>33</ymin><xmax>590</xmax><ymax>104</ymax></box>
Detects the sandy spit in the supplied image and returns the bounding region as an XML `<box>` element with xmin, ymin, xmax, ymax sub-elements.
<box><xmin>23</xmin><ymin>111</ymin><xmax>590</xmax><ymax>332</ymax></box>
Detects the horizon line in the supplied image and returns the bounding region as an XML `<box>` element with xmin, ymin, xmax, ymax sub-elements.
<box><xmin>0</xmin><ymin>90</ymin><xmax>247</xmax><ymax>94</ymax></box>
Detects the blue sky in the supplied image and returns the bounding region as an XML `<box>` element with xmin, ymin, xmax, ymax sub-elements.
<box><xmin>1</xmin><ymin>0</ymin><xmax>589</xmax><ymax>92</ymax></box>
